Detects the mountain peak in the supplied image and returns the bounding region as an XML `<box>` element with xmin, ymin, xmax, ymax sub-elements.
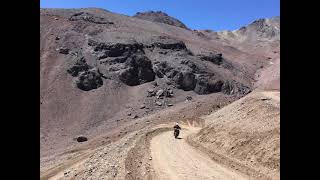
<box><xmin>133</xmin><ymin>11</ymin><xmax>189</xmax><ymax>30</ymax></box>
<box><xmin>237</xmin><ymin>16</ymin><xmax>280</xmax><ymax>40</ymax></box>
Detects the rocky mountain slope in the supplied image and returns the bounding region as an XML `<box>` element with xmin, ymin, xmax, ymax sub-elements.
<box><xmin>198</xmin><ymin>16</ymin><xmax>280</xmax><ymax>90</ymax></box>
<box><xmin>40</xmin><ymin>8</ymin><xmax>279</xmax><ymax>161</ymax></box>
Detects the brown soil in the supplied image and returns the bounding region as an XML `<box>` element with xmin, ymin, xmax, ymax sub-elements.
<box><xmin>40</xmin><ymin>8</ymin><xmax>279</xmax><ymax>180</ymax></box>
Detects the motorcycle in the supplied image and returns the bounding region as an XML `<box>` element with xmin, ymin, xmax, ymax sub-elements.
<box><xmin>174</xmin><ymin>128</ymin><xmax>180</xmax><ymax>139</ymax></box>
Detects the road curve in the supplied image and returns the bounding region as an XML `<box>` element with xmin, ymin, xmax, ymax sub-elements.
<box><xmin>150</xmin><ymin>127</ymin><xmax>249</xmax><ymax>180</ymax></box>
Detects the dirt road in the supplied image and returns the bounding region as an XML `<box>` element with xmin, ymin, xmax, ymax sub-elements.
<box><xmin>150</xmin><ymin>126</ymin><xmax>249</xmax><ymax>180</ymax></box>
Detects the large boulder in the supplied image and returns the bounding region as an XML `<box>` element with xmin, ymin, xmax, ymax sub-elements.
<box><xmin>180</xmin><ymin>60</ymin><xmax>198</xmax><ymax>72</ymax></box>
<box><xmin>194</xmin><ymin>75</ymin><xmax>224</xmax><ymax>94</ymax></box>
<box><xmin>221</xmin><ymin>80</ymin><xmax>251</xmax><ymax>95</ymax></box>
<box><xmin>119</xmin><ymin>55</ymin><xmax>155</xmax><ymax>86</ymax></box>
<box><xmin>74</xmin><ymin>136</ymin><xmax>88</xmax><ymax>142</ymax></box>
<box><xmin>67</xmin><ymin>57</ymin><xmax>91</xmax><ymax>77</ymax></box>
<box><xmin>153</xmin><ymin>61</ymin><xmax>175</xmax><ymax>78</ymax></box>
<box><xmin>173</xmin><ymin>71</ymin><xmax>196</xmax><ymax>91</ymax></box>
<box><xmin>76</xmin><ymin>68</ymin><xmax>103</xmax><ymax>91</ymax></box>
<box><xmin>67</xmin><ymin>56</ymin><xmax>104</xmax><ymax>91</ymax></box>
<box><xmin>119</xmin><ymin>67</ymin><xmax>139</xmax><ymax>85</ymax></box>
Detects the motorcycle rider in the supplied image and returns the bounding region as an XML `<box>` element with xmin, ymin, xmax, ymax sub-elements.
<box><xmin>173</xmin><ymin>122</ymin><xmax>181</xmax><ymax>138</ymax></box>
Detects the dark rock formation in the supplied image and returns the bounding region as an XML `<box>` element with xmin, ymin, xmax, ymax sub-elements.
<box><xmin>151</xmin><ymin>41</ymin><xmax>187</xmax><ymax>50</ymax></box>
<box><xmin>57</xmin><ymin>47</ymin><xmax>69</xmax><ymax>54</ymax></box>
<box><xmin>75</xmin><ymin>136</ymin><xmax>88</xmax><ymax>142</ymax></box>
<box><xmin>221</xmin><ymin>80</ymin><xmax>251</xmax><ymax>96</ymax></box>
<box><xmin>194</xmin><ymin>75</ymin><xmax>224</xmax><ymax>94</ymax></box>
<box><xmin>75</xmin><ymin>68</ymin><xmax>103</xmax><ymax>91</ymax></box>
<box><xmin>69</xmin><ymin>12</ymin><xmax>114</xmax><ymax>24</ymax></box>
<box><xmin>198</xmin><ymin>53</ymin><xmax>223</xmax><ymax>65</ymax></box>
<box><xmin>172</xmin><ymin>71</ymin><xmax>196</xmax><ymax>91</ymax></box>
<box><xmin>67</xmin><ymin>57</ymin><xmax>91</xmax><ymax>77</ymax></box>
<box><xmin>119</xmin><ymin>55</ymin><xmax>155</xmax><ymax>86</ymax></box>
<box><xmin>88</xmin><ymin>39</ymin><xmax>144</xmax><ymax>58</ymax></box>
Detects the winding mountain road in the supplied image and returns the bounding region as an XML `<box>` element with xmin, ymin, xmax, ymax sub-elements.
<box><xmin>150</xmin><ymin>127</ymin><xmax>248</xmax><ymax>180</ymax></box>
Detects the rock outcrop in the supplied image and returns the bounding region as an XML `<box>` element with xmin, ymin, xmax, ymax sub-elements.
<box><xmin>69</xmin><ymin>12</ymin><xmax>114</xmax><ymax>24</ymax></box>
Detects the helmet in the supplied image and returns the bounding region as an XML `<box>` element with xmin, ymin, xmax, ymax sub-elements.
<box><xmin>176</xmin><ymin>122</ymin><xmax>179</xmax><ymax>125</ymax></box>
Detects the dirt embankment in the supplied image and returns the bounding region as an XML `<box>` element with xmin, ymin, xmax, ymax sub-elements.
<box><xmin>189</xmin><ymin>91</ymin><xmax>280</xmax><ymax>180</ymax></box>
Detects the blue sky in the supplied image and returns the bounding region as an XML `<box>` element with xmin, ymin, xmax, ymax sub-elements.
<box><xmin>40</xmin><ymin>0</ymin><xmax>279</xmax><ymax>31</ymax></box>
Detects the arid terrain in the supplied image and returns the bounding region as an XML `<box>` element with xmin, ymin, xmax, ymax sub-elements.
<box><xmin>40</xmin><ymin>8</ymin><xmax>279</xmax><ymax>180</ymax></box>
